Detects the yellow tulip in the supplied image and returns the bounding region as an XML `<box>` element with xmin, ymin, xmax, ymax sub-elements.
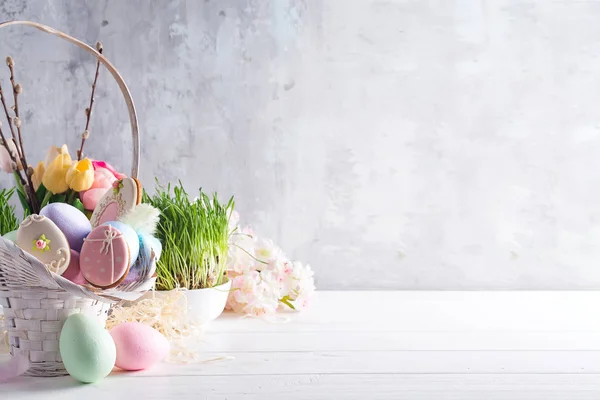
<box><xmin>31</xmin><ymin>161</ymin><xmax>45</xmax><ymax>190</ymax></box>
<box><xmin>42</xmin><ymin>153</ymin><xmax>72</xmax><ymax>194</ymax></box>
<box><xmin>44</xmin><ymin>144</ymin><xmax>70</xmax><ymax>167</ymax></box>
<box><xmin>66</xmin><ymin>158</ymin><xmax>94</xmax><ymax>192</ymax></box>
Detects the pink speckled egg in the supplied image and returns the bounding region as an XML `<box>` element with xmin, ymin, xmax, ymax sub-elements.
<box><xmin>109</xmin><ymin>322</ymin><xmax>169</xmax><ymax>371</ymax></box>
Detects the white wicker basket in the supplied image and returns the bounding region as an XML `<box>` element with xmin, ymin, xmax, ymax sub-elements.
<box><xmin>0</xmin><ymin>21</ymin><xmax>152</xmax><ymax>377</ymax></box>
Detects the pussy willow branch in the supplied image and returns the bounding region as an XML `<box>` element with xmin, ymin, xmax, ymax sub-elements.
<box><xmin>78</xmin><ymin>41</ymin><xmax>103</xmax><ymax>161</ymax></box>
<box><xmin>4</xmin><ymin>57</ymin><xmax>38</xmax><ymax>213</ymax></box>
<box><xmin>0</xmin><ymin>77</ymin><xmax>25</xmax><ymax>187</ymax></box>
<box><xmin>0</xmin><ymin>58</ymin><xmax>22</xmax><ymax>163</ymax></box>
<box><xmin>0</xmin><ymin>123</ymin><xmax>25</xmax><ymax>186</ymax></box>
<box><xmin>7</xmin><ymin>59</ymin><xmax>27</xmax><ymax>172</ymax></box>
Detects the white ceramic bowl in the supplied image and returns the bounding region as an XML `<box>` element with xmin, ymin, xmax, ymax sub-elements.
<box><xmin>183</xmin><ymin>279</ymin><xmax>232</xmax><ymax>325</ymax></box>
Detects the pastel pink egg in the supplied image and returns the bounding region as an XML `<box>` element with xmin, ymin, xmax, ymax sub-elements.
<box><xmin>62</xmin><ymin>250</ymin><xmax>87</xmax><ymax>285</ymax></box>
<box><xmin>109</xmin><ymin>322</ymin><xmax>169</xmax><ymax>371</ymax></box>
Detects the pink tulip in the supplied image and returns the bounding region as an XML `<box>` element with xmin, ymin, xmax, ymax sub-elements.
<box><xmin>79</xmin><ymin>163</ymin><xmax>124</xmax><ymax>211</ymax></box>
<box><xmin>91</xmin><ymin>160</ymin><xmax>126</xmax><ymax>180</ymax></box>
<box><xmin>90</xmin><ymin>167</ymin><xmax>117</xmax><ymax>189</ymax></box>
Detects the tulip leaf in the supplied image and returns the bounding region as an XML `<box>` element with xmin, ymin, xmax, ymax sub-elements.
<box><xmin>49</xmin><ymin>193</ymin><xmax>66</xmax><ymax>204</ymax></box>
<box><xmin>13</xmin><ymin>171</ymin><xmax>24</xmax><ymax>195</ymax></box>
<box><xmin>16</xmin><ymin>188</ymin><xmax>30</xmax><ymax>217</ymax></box>
<box><xmin>40</xmin><ymin>190</ymin><xmax>52</xmax><ymax>209</ymax></box>
<box><xmin>73</xmin><ymin>198</ymin><xmax>85</xmax><ymax>214</ymax></box>
<box><xmin>66</xmin><ymin>189</ymin><xmax>77</xmax><ymax>205</ymax></box>
<box><xmin>36</xmin><ymin>183</ymin><xmax>47</xmax><ymax>204</ymax></box>
<box><xmin>13</xmin><ymin>174</ymin><xmax>30</xmax><ymax>217</ymax></box>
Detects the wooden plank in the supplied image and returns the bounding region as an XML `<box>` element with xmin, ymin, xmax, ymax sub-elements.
<box><xmin>7</xmin><ymin>349</ymin><xmax>600</xmax><ymax>376</ymax></box>
<box><xmin>194</xmin><ymin>330</ymin><xmax>600</xmax><ymax>352</ymax></box>
<box><xmin>5</xmin><ymin>374</ymin><xmax>600</xmax><ymax>400</ymax></box>
<box><xmin>4</xmin><ymin>291</ymin><xmax>600</xmax><ymax>399</ymax></box>
<box><xmin>136</xmin><ymin>350</ymin><xmax>600</xmax><ymax>375</ymax></box>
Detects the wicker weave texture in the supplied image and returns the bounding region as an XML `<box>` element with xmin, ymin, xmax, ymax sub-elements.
<box><xmin>0</xmin><ymin>225</ymin><xmax>153</xmax><ymax>378</ymax></box>
<box><xmin>0</xmin><ymin>21</ymin><xmax>152</xmax><ymax>377</ymax></box>
<box><xmin>0</xmin><ymin>237</ymin><xmax>151</xmax><ymax>376</ymax></box>
<box><xmin>0</xmin><ymin>289</ymin><xmax>110</xmax><ymax>376</ymax></box>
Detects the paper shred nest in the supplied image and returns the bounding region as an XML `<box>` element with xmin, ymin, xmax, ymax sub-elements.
<box><xmin>106</xmin><ymin>289</ymin><xmax>203</xmax><ymax>362</ymax></box>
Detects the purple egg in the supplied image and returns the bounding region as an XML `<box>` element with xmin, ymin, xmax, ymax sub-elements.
<box><xmin>40</xmin><ymin>203</ymin><xmax>92</xmax><ymax>252</ymax></box>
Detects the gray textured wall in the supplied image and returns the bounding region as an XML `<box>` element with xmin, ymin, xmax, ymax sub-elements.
<box><xmin>2</xmin><ymin>0</ymin><xmax>600</xmax><ymax>289</ymax></box>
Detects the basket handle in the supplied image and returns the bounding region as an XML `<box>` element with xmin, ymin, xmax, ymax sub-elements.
<box><xmin>0</xmin><ymin>20</ymin><xmax>140</xmax><ymax>178</ymax></box>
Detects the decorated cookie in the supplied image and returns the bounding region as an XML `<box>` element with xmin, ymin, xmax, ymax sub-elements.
<box><xmin>16</xmin><ymin>215</ymin><xmax>71</xmax><ymax>275</ymax></box>
<box><xmin>80</xmin><ymin>224</ymin><xmax>131</xmax><ymax>288</ymax></box>
<box><xmin>102</xmin><ymin>221</ymin><xmax>139</xmax><ymax>267</ymax></box>
<box><xmin>40</xmin><ymin>203</ymin><xmax>92</xmax><ymax>252</ymax></box>
<box><xmin>132</xmin><ymin>178</ymin><xmax>143</xmax><ymax>204</ymax></box>
<box><xmin>90</xmin><ymin>178</ymin><xmax>141</xmax><ymax>228</ymax></box>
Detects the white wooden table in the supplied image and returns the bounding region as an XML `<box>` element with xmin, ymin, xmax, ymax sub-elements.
<box><xmin>4</xmin><ymin>291</ymin><xmax>600</xmax><ymax>399</ymax></box>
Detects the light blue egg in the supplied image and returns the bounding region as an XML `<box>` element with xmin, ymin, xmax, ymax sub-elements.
<box><xmin>122</xmin><ymin>234</ymin><xmax>161</xmax><ymax>284</ymax></box>
<box><xmin>137</xmin><ymin>233</ymin><xmax>151</xmax><ymax>261</ymax></box>
<box><xmin>102</xmin><ymin>221</ymin><xmax>139</xmax><ymax>267</ymax></box>
<box><xmin>3</xmin><ymin>230</ymin><xmax>17</xmax><ymax>242</ymax></box>
<box><xmin>141</xmin><ymin>233</ymin><xmax>162</xmax><ymax>262</ymax></box>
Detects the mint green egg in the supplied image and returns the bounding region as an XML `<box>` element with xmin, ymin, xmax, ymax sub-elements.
<box><xmin>3</xmin><ymin>230</ymin><xmax>17</xmax><ymax>242</ymax></box>
<box><xmin>59</xmin><ymin>313</ymin><xmax>116</xmax><ymax>383</ymax></box>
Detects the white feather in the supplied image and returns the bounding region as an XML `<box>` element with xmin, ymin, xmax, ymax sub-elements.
<box><xmin>120</xmin><ymin>204</ymin><xmax>161</xmax><ymax>235</ymax></box>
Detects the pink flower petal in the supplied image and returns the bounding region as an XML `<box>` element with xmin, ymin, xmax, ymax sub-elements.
<box><xmin>91</xmin><ymin>160</ymin><xmax>126</xmax><ymax>179</ymax></box>
<box><xmin>81</xmin><ymin>187</ymin><xmax>110</xmax><ymax>210</ymax></box>
<box><xmin>89</xmin><ymin>167</ymin><xmax>116</xmax><ymax>189</ymax></box>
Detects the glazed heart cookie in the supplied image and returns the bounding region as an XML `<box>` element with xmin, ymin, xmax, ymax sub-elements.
<box><xmin>90</xmin><ymin>177</ymin><xmax>142</xmax><ymax>228</ymax></box>
<box><xmin>80</xmin><ymin>224</ymin><xmax>131</xmax><ymax>288</ymax></box>
<box><xmin>16</xmin><ymin>215</ymin><xmax>71</xmax><ymax>275</ymax></box>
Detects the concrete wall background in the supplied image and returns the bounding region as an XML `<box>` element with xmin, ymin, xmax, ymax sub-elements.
<box><xmin>1</xmin><ymin>0</ymin><xmax>600</xmax><ymax>289</ymax></box>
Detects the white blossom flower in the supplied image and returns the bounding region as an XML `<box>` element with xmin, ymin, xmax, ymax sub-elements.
<box><xmin>253</xmin><ymin>237</ymin><xmax>285</xmax><ymax>266</ymax></box>
<box><xmin>225</xmin><ymin>213</ymin><xmax>315</xmax><ymax>316</ymax></box>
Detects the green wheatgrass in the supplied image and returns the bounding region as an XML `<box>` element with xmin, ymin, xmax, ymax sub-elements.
<box><xmin>0</xmin><ymin>187</ymin><xmax>18</xmax><ymax>235</ymax></box>
<box><xmin>144</xmin><ymin>181</ymin><xmax>234</xmax><ymax>291</ymax></box>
